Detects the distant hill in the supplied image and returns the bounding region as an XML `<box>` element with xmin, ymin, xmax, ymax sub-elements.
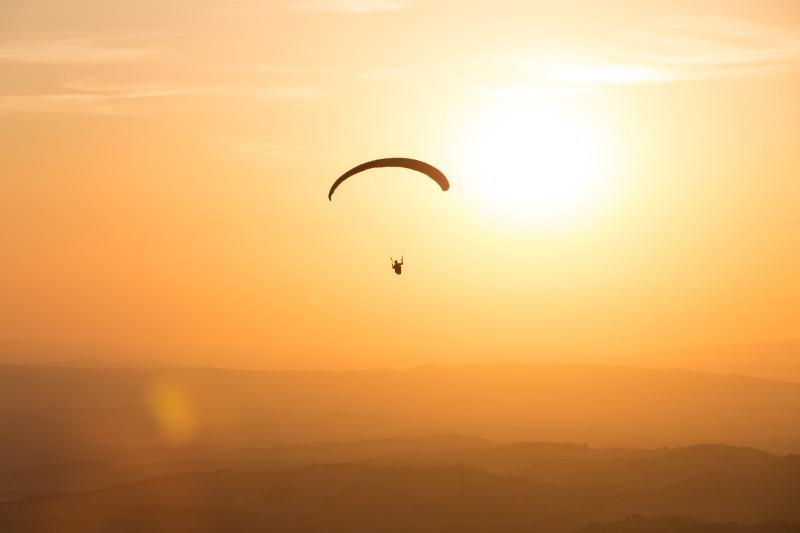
<box><xmin>1</xmin><ymin>431</ymin><xmax>799</xmax><ymax>532</ymax></box>
<box><xmin>0</xmin><ymin>435</ymin><xmax>495</xmax><ymax>502</ymax></box>
<box><xmin>2</xmin><ymin>460</ymin><xmax>799</xmax><ymax>533</ymax></box>
<box><xmin>0</xmin><ymin>465</ymin><xmax>584</xmax><ymax>533</ymax></box>
<box><xmin>1</xmin><ymin>363</ymin><xmax>799</xmax><ymax>472</ymax></box>
<box><xmin>364</xmin><ymin>442</ymin><xmax>781</xmax><ymax>491</ymax></box>
<box><xmin>618</xmin><ymin>340</ymin><xmax>800</xmax><ymax>384</ymax></box>
<box><xmin>3</xmin><ymin>438</ymin><xmax>796</xmax><ymax>505</ymax></box>
<box><xmin>580</xmin><ymin>516</ymin><xmax>800</xmax><ymax>533</ymax></box>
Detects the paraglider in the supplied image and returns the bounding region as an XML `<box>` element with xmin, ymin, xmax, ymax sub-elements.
<box><xmin>391</xmin><ymin>257</ymin><xmax>403</xmax><ymax>275</ymax></box>
<box><xmin>328</xmin><ymin>157</ymin><xmax>449</xmax><ymax>275</ymax></box>
<box><xmin>328</xmin><ymin>158</ymin><xmax>449</xmax><ymax>201</ymax></box>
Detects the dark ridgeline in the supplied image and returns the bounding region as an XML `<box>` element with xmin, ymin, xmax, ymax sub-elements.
<box><xmin>580</xmin><ymin>516</ymin><xmax>800</xmax><ymax>533</ymax></box>
<box><xmin>1</xmin><ymin>445</ymin><xmax>800</xmax><ymax>532</ymax></box>
<box><xmin>1</xmin><ymin>363</ymin><xmax>799</xmax><ymax>473</ymax></box>
<box><xmin>0</xmin><ymin>364</ymin><xmax>799</xmax><ymax>532</ymax></box>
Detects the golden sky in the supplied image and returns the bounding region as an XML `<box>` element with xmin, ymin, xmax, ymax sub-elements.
<box><xmin>1</xmin><ymin>0</ymin><xmax>799</xmax><ymax>368</ymax></box>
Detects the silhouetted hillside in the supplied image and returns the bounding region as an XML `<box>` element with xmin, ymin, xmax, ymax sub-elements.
<box><xmin>1</xmin><ymin>364</ymin><xmax>799</xmax><ymax>473</ymax></box>
<box><xmin>0</xmin><ymin>465</ymin><xmax>588</xmax><ymax>533</ymax></box>
<box><xmin>1</xmin><ymin>459</ymin><xmax>799</xmax><ymax>533</ymax></box>
<box><xmin>580</xmin><ymin>516</ymin><xmax>800</xmax><ymax>533</ymax></box>
<box><xmin>365</xmin><ymin>443</ymin><xmax>780</xmax><ymax>491</ymax></box>
<box><xmin>620</xmin><ymin>340</ymin><xmax>800</xmax><ymax>384</ymax></box>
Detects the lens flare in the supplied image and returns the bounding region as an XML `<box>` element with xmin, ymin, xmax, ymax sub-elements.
<box><xmin>147</xmin><ymin>380</ymin><xmax>196</xmax><ymax>445</ymax></box>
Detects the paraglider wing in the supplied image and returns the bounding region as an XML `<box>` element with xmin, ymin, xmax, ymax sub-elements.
<box><xmin>328</xmin><ymin>158</ymin><xmax>450</xmax><ymax>201</ymax></box>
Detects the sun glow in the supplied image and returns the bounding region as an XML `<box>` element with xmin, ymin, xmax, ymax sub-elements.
<box><xmin>453</xmin><ymin>100</ymin><xmax>617</xmax><ymax>228</ymax></box>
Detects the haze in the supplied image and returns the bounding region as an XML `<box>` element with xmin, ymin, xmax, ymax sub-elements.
<box><xmin>2</xmin><ymin>0</ymin><xmax>799</xmax><ymax>369</ymax></box>
<box><xmin>2</xmin><ymin>4</ymin><xmax>800</xmax><ymax>531</ymax></box>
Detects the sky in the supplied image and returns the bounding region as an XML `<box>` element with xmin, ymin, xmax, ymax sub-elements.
<box><xmin>1</xmin><ymin>0</ymin><xmax>799</xmax><ymax>369</ymax></box>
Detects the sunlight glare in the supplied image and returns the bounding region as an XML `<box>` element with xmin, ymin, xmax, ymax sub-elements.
<box><xmin>453</xmin><ymin>100</ymin><xmax>617</xmax><ymax>228</ymax></box>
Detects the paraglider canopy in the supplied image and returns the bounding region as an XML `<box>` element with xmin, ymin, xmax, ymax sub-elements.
<box><xmin>328</xmin><ymin>158</ymin><xmax>449</xmax><ymax>201</ymax></box>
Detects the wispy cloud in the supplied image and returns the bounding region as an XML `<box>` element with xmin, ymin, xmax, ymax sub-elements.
<box><xmin>288</xmin><ymin>0</ymin><xmax>409</xmax><ymax>14</ymax></box>
<box><xmin>64</xmin><ymin>79</ymin><xmax>325</xmax><ymax>99</ymax></box>
<box><xmin>0</xmin><ymin>79</ymin><xmax>324</xmax><ymax>115</ymax></box>
<box><xmin>479</xmin><ymin>86</ymin><xmax>596</xmax><ymax>98</ymax></box>
<box><xmin>203</xmin><ymin>0</ymin><xmax>409</xmax><ymax>16</ymax></box>
<box><xmin>251</xmin><ymin>63</ymin><xmax>409</xmax><ymax>80</ymax></box>
<box><xmin>249</xmin><ymin>65</ymin><xmax>340</xmax><ymax>75</ymax></box>
<box><xmin>499</xmin><ymin>17</ymin><xmax>800</xmax><ymax>90</ymax></box>
<box><xmin>0</xmin><ymin>38</ymin><xmax>165</xmax><ymax>64</ymax></box>
<box><xmin>0</xmin><ymin>94</ymin><xmax>123</xmax><ymax>115</ymax></box>
<box><xmin>207</xmin><ymin>135</ymin><xmax>298</xmax><ymax>166</ymax></box>
<box><xmin>205</xmin><ymin>134</ymin><xmax>339</xmax><ymax>167</ymax></box>
<box><xmin>354</xmin><ymin>67</ymin><xmax>408</xmax><ymax>80</ymax></box>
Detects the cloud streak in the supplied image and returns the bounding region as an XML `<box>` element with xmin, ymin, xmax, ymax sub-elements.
<box><xmin>250</xmin><ymin>63</ymin><xmax>409</xmax><ymax>81</ymax></box>
<box><xmin>354</xmin><ymin>67</ymin><xmax>408</xmax><ymax>80</ymax></box>
<box><xmin>288</xmin><ymin>0</ymin><xmax>409</xmax><ymax>14</ymax></box>
<box><xmin>0</xmin><ymin>38</ymin><xmax>165</xmax><ymax>64</ymax></box>
<box><xmin>206</xmin><ymin>135</ymin><xmax>301</xmax><ymax>167</ymax></box>
<box><xmin>205</xmin><ymin>134</ymin><xmax>341</xmax><ymax>168</ymax></box>
<box><xmin>0</xmin><ymin>80</ymin><xmax>324</xmax><ymax>115</ymax></box>
<box><xmin>500</xmin><ymin>16</ymin><xmax>800</xmax><ymax>90</ymax></box>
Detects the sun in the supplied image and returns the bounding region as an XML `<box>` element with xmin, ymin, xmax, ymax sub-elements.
<box><xmin>452</xmin><ymin>100</ymin><xmax>617</xmax><ymax>228</ymax></box>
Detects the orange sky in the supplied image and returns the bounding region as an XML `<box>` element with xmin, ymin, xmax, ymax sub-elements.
<box><xmin>1</xmin><ymin>0</ymin><xmax>799</xmax><ymax>369</ymax></box>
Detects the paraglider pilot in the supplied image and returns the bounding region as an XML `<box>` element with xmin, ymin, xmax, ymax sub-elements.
<box><xmin>391</xmin><ymin>257</ymin><xmax>403</xmax><ymax>275</ymax></box>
